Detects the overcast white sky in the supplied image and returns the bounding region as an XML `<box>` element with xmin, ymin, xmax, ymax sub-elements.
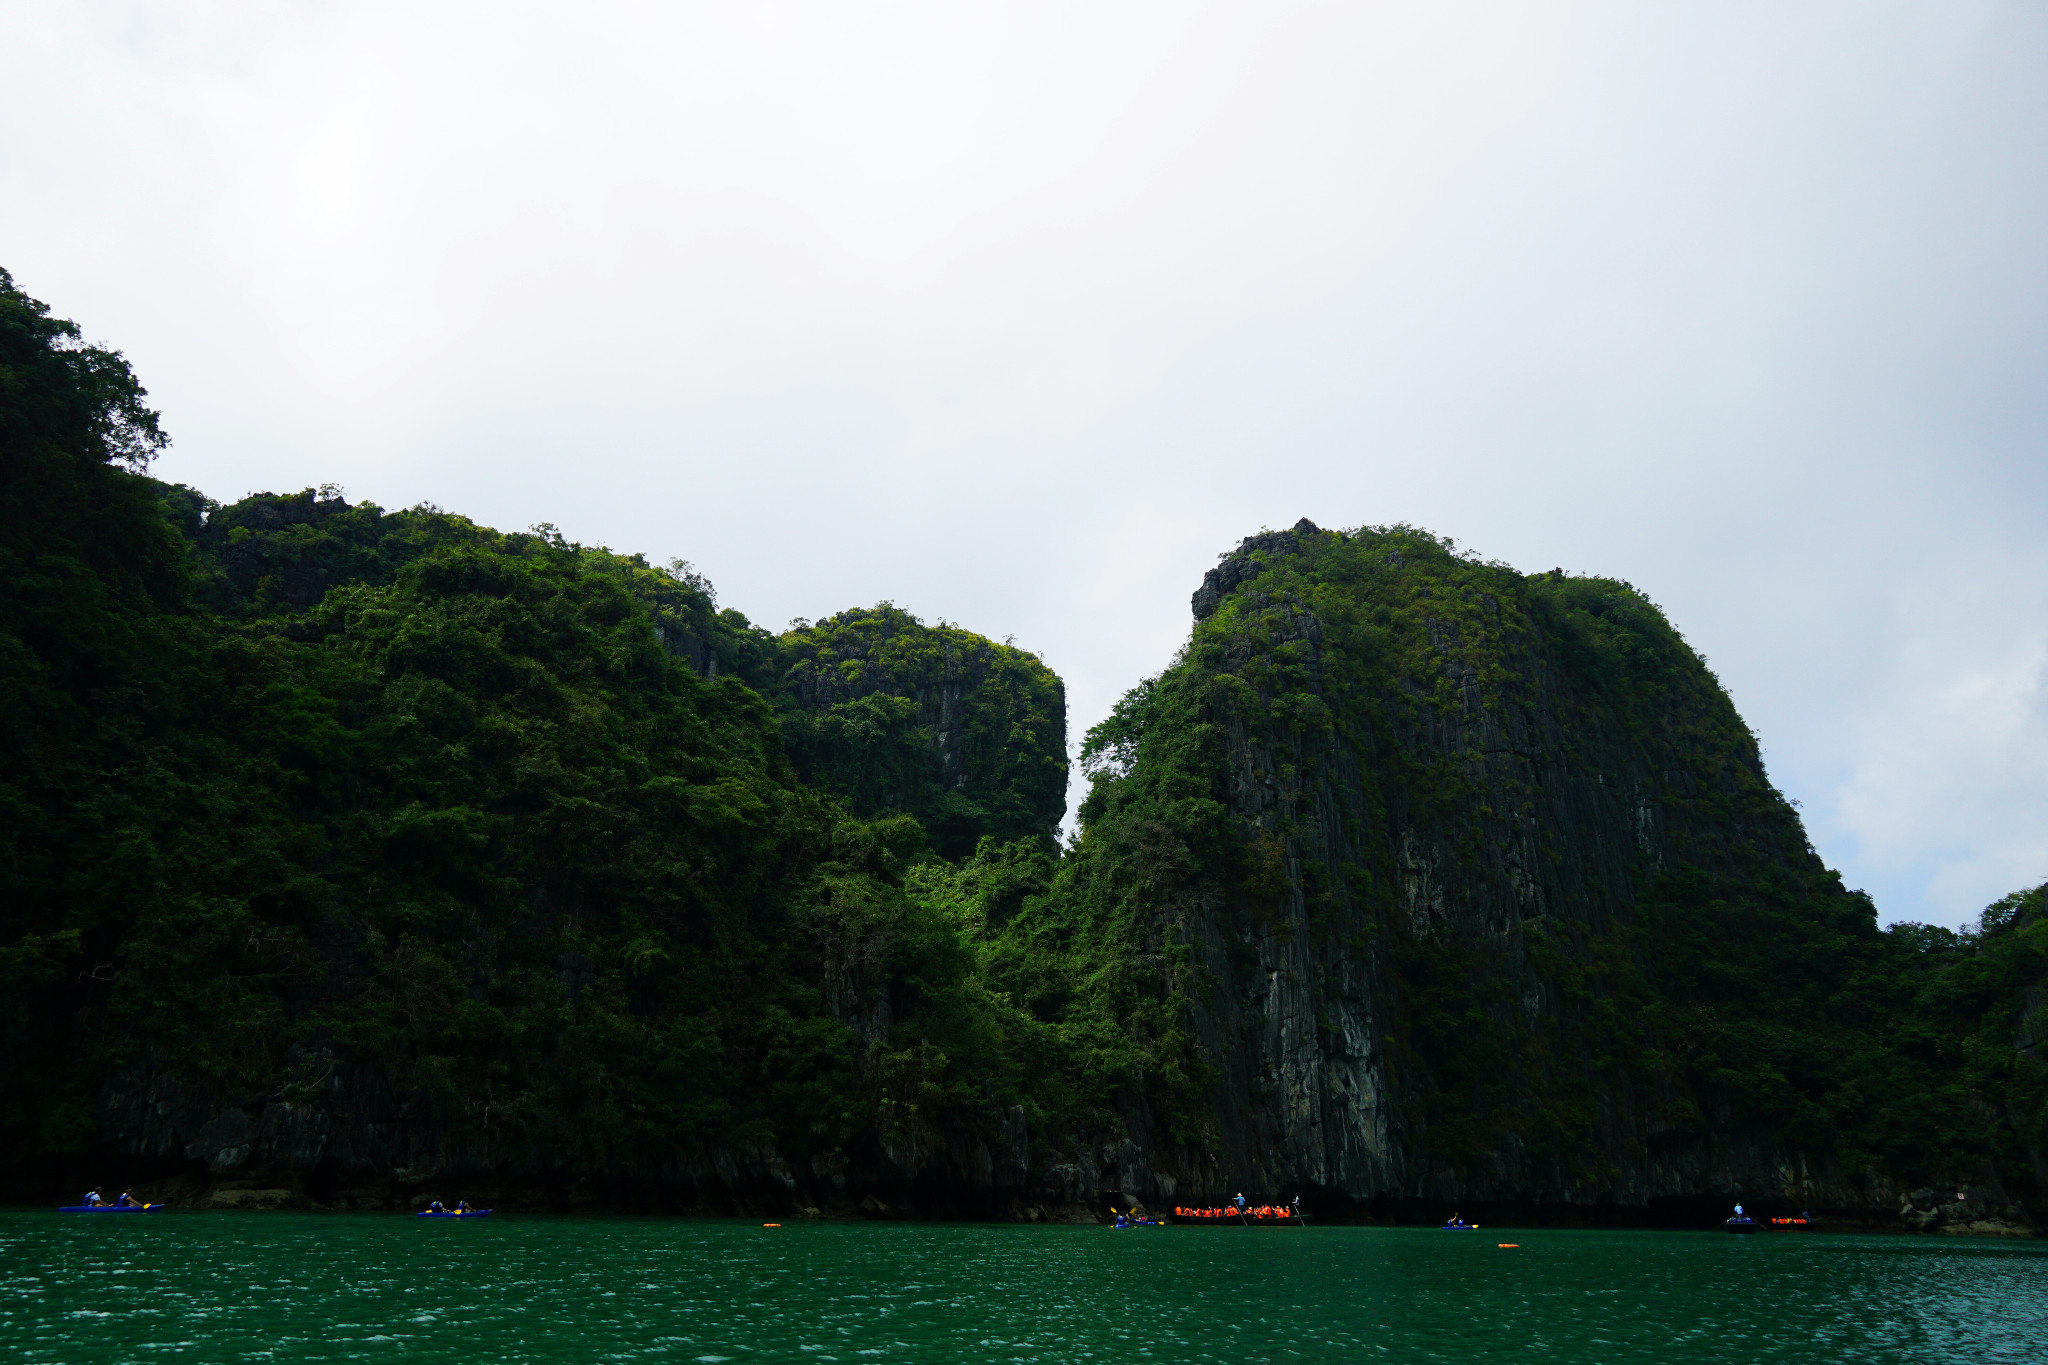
<box><xmin>6</xmin><ymin>1</ymin><xmax>2045</xmax><ymax>927</ymax></box>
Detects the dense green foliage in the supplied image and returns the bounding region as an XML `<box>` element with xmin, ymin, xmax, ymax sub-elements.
<box><xmin>1856</xmin><ymin>887</ymin><xmax>2048</xmax><ymax>1191</ymax></box>
<box><xmin>1</xmin><ymin>267</ymin><xmax>185</xmax><ymax>1159</ymax></box>
<box><xmin>1053</xmin><ymin>523</ymin><xmax>2048</xmax><ymax>1205</ymax></box>
<box><xmin>773</xmin><ymin>606</ymin><xmax>1066</xmax><ymax>857</ymax></box>
<box><xmin>2</xmin><ymin>269</ymin><xmax>2041</xmax><ymax>1217</ymax></box>
<box><xmin>0</xmin><ymin>271</ymin><xmax>1091</xmax><ymax>1188</ymax></box>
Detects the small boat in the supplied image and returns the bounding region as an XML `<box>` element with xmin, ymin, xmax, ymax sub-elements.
<box><xmin>1441</xmin><ymin>1220</ymin><xmax>1479</xmax><ymax>1231</ymax></box>
<box><xmin>1721</xmin><ymin>1217</ymin><xmax>1760</xmax><ymax>1234</ymax></box>
<box><xmin>1170</xmin><ymin>1204</ymin><xmax>1303</xmax><ymax>1223</ymax></box>
<box><xmin>416</xmin><ymin>1209</ymin><xmax>492</xmax><ymax>1218</ymax></box>
<box><xmin>1111</xmin><ymin>1216</ymin><xmax>1160</xmax><ymax>1228</ymax></box>
<box><xmin>59</xmin><ymin>1204</ymin><xmax>162</xmax><ymax>1213</ymax></box>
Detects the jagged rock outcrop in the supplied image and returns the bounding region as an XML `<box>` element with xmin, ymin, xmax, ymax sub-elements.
<box><xmin>1068</xmin><ymin>521</ymin><xmax>2041</xmax><ymax>1229</ymax></box>
<box><xmin>7</xmin><ymin>453</ymin><xmax>2036</xmax><ymax>1224</ymax></box>
<box><xmin>25</xmin><ymin>264</ymin><xmax>2033</xmax><ymax>1229</ymax></box>
<box><xmin>1191</xmin><ymin>517</ymin><xmax>1324</xmax><ymax>621</ymax></box>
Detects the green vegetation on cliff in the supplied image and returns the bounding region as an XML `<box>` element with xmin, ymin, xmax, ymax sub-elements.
<box><xmin>0</xmin><ymin>270</ymin><xmax>1086</xmax><ymax>1196</ymax></box>
<box><xmin>1052</xmin><ymin>520</ymin><xmax>2048</xmax><ymax>1214</ymax></box>
<box><xmin>773</xmin><ymin>607</ymin><xmax>1066</xmax><ymax>857</ymax></box>
<box><xmin>3</xmin><ymin>268</ymin><xmax>2042</xmax><ymax>1222</ymax></box>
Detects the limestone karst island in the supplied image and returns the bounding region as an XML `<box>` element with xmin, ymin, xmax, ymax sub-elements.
<box><xmin>3</xmin><ymin>269</ymin><xmax>2041</xmax><ymax>1237</ymax></box>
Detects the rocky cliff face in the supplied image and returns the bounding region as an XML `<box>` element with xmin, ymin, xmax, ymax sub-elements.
<box><xmin>17</xmin><ymin>262</ymin><xmax>2032</xmax><ymax>1228</ymax></box>
<box><xmin>1065</xmin><ymin>521</ymin><xmax>2038</xmax><ymax>1230</ymax></box>
<box><xmin>14</xmin><ymin>487</ymin><xmax>2036</xmax><ymax>1230</ymax></box>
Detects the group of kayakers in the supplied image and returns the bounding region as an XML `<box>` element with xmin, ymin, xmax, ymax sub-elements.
<box><xmin>1174</xmin><ymin>1194</ymin><xmax>1302</xmax><ymax>1221</ymax></box>
<box><xmin>71</xmin><ymin>1188</ymin><xmax>487</xmax><ymax>1215</ymax></box>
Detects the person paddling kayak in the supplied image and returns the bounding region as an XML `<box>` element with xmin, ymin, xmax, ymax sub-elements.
<box><xmin>81</xmin><ymin>1189</ymin><xmax>105</xmax><ymax>1207</ymax></box>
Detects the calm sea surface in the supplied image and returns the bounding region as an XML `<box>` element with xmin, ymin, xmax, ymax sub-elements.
<box><xmin>1</xmin><ymin>1211</ymin><xmax>2042</xmax><ymax>1364</ymax></box>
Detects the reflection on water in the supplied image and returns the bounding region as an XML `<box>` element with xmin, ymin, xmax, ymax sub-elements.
<box><xmin>1</xmin><ymin>1211</ymin><xmax>2043</xmax><ymax>1363</ymax></box>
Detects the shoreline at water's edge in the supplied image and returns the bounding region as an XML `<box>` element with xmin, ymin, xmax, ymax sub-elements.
<box><xmin>5</xmin><ymin>1204</ymin><xmax>2033</xmax><ymax>1239</ymax></box>
<box><xmin>5</xmin><ymin>1182</ymin><xmax>2033</xmax><ymax>1237</ymax></box>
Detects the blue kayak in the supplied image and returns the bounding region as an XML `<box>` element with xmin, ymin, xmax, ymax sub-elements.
<box><xmin>416</xmin><ymin>1209</ymin><xmax>492</xmax><ymax>1218</ymax></box>
<box><xmin>60</xmin><ymin>1204</ymin><xmax>163</xmax><ymax>1213</ymax></box>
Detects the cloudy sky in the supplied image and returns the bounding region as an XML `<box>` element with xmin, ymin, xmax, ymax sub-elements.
<box><xmin>6</xmin><ymin>1</ymin><xmax>2045</xmax><ymax>927</ymax></box>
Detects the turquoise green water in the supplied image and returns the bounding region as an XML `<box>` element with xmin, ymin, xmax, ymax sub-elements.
<box><xmin>1</xmin><ymin>1213</ymin><xmax>2042</xmax><ymax>1363</ymax></box>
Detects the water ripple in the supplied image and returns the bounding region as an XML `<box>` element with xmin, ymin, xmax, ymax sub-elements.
<box><xmin>0</xmin><ymin>1213</ymin><xmax>2043</xmax><ymax>1362</ymax></box>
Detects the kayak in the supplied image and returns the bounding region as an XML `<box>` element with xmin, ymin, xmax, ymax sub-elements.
<box><xmin>416</xmin><ymin>1209</ymin><xmax>492</xmax><ymax>1218</ymax></box>
<box><xmin>1442</xmin><ymin>1223</ymin><xmax>1479</xmax><ymax>1231</ymax></box>
<box><xmin>59</xmin><ymin>1204</ymin><xmax>162</xmax><ymax>1213</ymax></box>
<box><xmin>1171</xmin><ymin>1207</ymin><xmax>1302</xmax><ymax>1223</ymax></box>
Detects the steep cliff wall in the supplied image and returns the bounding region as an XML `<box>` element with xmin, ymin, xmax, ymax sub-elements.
<box><xmin>1061</xmin><ymin>520</ymin><xmax>2038</xmax><ymax>1228</ymax></box>
<box><xmin>0</xmin><ymin>438</ymin><xmax>1080</xmax><ymax>1212</ymax></box>
<box><xmin>18</xmin><ymin>268</ymin><xmax>2034</xmax><ymax>1226</ymax></box>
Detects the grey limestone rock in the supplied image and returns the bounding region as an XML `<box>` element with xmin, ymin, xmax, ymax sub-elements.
<box><xmin>1192</xmin><ymin>519</ymin><xmax>1322</xmax><ymax>621</ymax></box>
